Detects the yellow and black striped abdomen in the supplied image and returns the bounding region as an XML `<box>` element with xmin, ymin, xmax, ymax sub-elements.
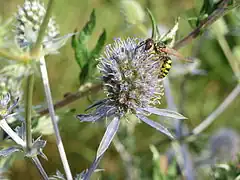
<box><xmin>159</xmin><ymin>56</ymin><xmax>172</xmax><ymax>78</ymax></box>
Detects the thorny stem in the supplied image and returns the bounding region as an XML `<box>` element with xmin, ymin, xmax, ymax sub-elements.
<box><xmin>32</xmin><ymin>157</ymin><xmax>49</xmax><ymax>180</ymax></box>
<box><xmin>25</xmin><ymin>74</ymin><xmax>34</xmax><ymax>152</ymax></box>
<box><xmin>173</xmin><ymin>0</ymin><xmax>232</xmax><ymax>50</ymax></box>
<box><xmin>25</xmin><ymin>75</ymin><xmax>47</xmax><ymax>180</ymax></box>
<box><xmin>30</xmin><ymin>0</ymin><xmax>55</xmax><ymax>57</ymax></box>
<box><xmin>193</xmin><ymin>85</ymin><xmax>240</xmax><ymax>135</ymax></box>
<box><xmin>39</xmin><ymin>56</ymin><xmax>73</xmax><ymax>180</ymax></box>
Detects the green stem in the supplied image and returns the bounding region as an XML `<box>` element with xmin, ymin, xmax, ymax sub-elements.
<box><xmin>25</xmin><ymin>74</ymin><xmax>35</xmax><ymax>151</ymax></box>
<box><xmin>30</xmin><ymin>0</ymin><xmax>55</xmax><ymax>57</ymax></box>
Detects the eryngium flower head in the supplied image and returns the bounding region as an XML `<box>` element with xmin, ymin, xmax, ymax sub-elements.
<box><xmin>77</xmin><ymin>38</ymin><xmax>186</xmax><ymax>179</ymax></box>
<box><xmin>99</xmin><ymin>38</ymin><xmax>164</xmax><ymax>113</ymax></box>
<box><xmin>15</xmin><ymin>0</ymin><xmax>60</xmax><ymax>53</ymax></box>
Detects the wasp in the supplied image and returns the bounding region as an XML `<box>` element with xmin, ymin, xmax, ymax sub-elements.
<box><xmin>137</xmin><ymin>38</ymin><xmax>189</xmax><ymax>78</ymax></box>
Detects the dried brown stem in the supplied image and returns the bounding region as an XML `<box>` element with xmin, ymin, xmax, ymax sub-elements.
<box><xmin>38</xmin><ymin>83</ymin><xmax>102</xmax><ymax>116</ymax></box>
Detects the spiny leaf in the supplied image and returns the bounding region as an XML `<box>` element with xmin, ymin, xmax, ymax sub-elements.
<box><xmin>78</xmin><ymin>30</ymin><xmax>107</xmax><ymax>84</ymax></box>
<box><xmin>0</xmin><ymin>147</ymin><xmax>21</xmax><ymax>157</ymax></box>
<box><xmin>96</xmin><ymin>116</ymin><xmax>120</xmax><ymax>159</ymax></box>
<box><xmin>72</xmin><ymin>31</ymin><xmax>88</xmax><ymax>69</ymax></box>
<box><xmin>79</xmin><ymin>63</ymin><xmax>89</xmax><ymax>84</ymax></box>
<box><xmin>43</xmin><ymin>33</ymin><xmax>76</xmax><ymax>55</ymax></box>
<box><xmin>72</xmin><ymin>9</ymin><xmax>96</xmax><ymax>69</ymax></box>
<box><xmin>89</xmin><ymin>30</ymin><xmax>107</xmax><ymax>73</ymax></box>
<box><xmin>89</xmin><ymin>29</ymin><xmax>107</xmax><ymax>64</ymax></box>
<box><xmin>160</xmin><ymin>18</ymin><xmax>179</xmax><ymax>47</ymax></box>
<box><xmin>78</xmin><ymin>9</ymin><xmax>96</xmax><ymax>44</ymax></box>
<box><xmin>72</xmin><ymin>9</ymin><xmax>107</xmax><ymax>84</ymax></box>
<box><xmin>49</xmin><ymin>170</ymin><xmax>65</xmax><ymax>180</ymax></box>
<box><xmin>71</xmin><ymin>29</ymin><xmax>78</xmax><ymax>49</ymax></box>
<box><xmin>143</xmin><ymin>107</ymin><xmax>187</xmax><ymax>119</ymax></box>
<box><xmin>137</xmin><ymin>114</ymin><xmax>174</xmax><ymax>139</ymax></box>
<box><xmin>25</xmin><ymin>136</ymin><xmax>47</xmax><ymax>160</ymax></box>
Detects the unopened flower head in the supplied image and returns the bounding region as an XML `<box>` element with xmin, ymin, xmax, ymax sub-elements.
<box><xmin>120</xmin><ymin>0</ymin><xmax>145</xmax><ymax>27</ymax></box>
<box><xmin>98</xmin><ymin>38</ymin><xmax>164</xmax><ymax>114</ymax></box>
<box><xmin>15</xmin><ymin>0</ymin><xmax>59</xmax><ymax>51</ymax></box>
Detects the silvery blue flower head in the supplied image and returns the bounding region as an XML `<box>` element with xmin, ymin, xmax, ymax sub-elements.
<box><xmin>77</xmin><ymin>37</ymin><xmax>186</xmax><ymax>179</ymax></box>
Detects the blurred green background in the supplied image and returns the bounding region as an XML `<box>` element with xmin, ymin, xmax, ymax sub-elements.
<box><xmin>0</xmin><ymin>0</ymin><xmax>240</xmax><ymax>179</ymax></box>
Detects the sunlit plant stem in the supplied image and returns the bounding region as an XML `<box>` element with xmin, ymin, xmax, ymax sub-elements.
<box><xmin>40</xmin><ymin>56</ymin><xmax>73</xmax><ymax>180</ymax></box>
<box><xmin>25</xmin><ymin>74</ymin><xmax>34</xmax><ymax>152</ymax></box>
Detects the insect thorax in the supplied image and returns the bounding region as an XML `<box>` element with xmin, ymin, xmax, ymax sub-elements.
<box><xmin>142</xmin><ymin>38</ymin><xmax>172</xmax><ymax>78</ymax></box>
